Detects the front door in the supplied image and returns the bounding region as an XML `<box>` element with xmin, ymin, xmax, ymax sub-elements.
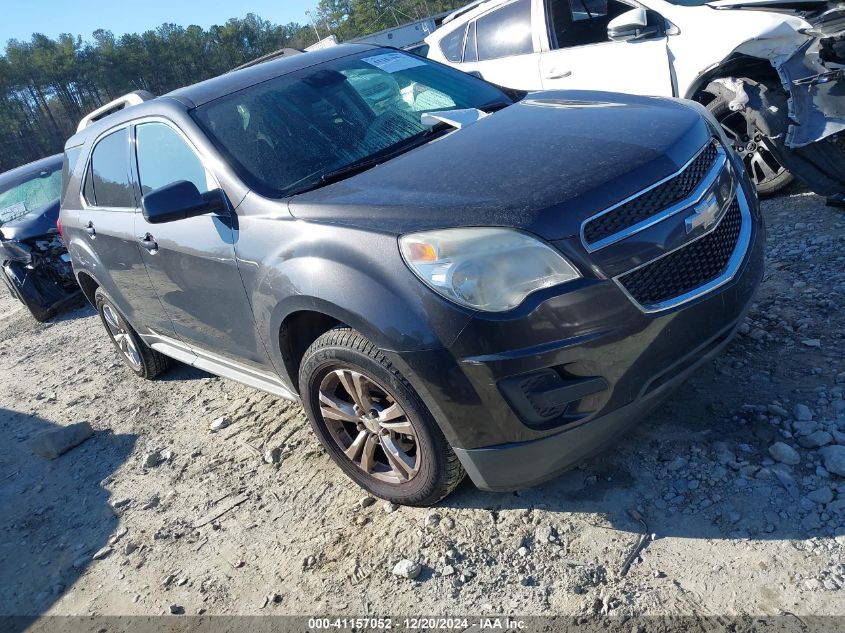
<box><xmin>538</xmin><ymin>0</ymin><xmax>672</xmax><ymax>95</ymax></box>
<box><xmin>131</xmin><ymin>120</ymin><xmax>271</xmax><ymax>369</ymax></box>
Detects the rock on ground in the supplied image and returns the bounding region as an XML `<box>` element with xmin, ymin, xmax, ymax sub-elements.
<box><xmin>820</xmin><ymin>445</ymin><xmax>845</xmax><ymax>477</ymax></box>
<box><xmin>768</xmin><ymin>442</ymin><xmax>801</xmax><ymax>465</ymax></box>
<box><xmin>29</xmin><ymin>422</ymin><xmax>93</xmax><ymax>459</ymax></box>
<box><xmin>392</xmin><ymin>559</ymin><xmax>422</xmax><ymax>579</ymax></box>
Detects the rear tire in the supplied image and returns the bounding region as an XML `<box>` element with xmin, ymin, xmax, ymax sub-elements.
<box><xmin>95</xmin><ymin>288</ymin><xmax>171</xmax><ymax>379</ymax></box>
<box><xmin>706</xmin><ymin>94</ymin><xmax>794</xmax><ymax>197</ymax></box>
<box><xmin>299</xmin><ymin>327</ymin><xmax>465</xmax><ymax>506</ymax></box>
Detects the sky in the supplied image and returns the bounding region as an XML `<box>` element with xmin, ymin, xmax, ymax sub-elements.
<box><xmin>1</xmin><ymin>0</ymin><xmax>320</xmax><ymax>45</ymax></box>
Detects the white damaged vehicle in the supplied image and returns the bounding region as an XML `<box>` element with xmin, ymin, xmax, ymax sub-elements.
<box><xmin>426</xmin><ymin>0</ymin><xmax>845</xmax><ymax>198</ymax></box>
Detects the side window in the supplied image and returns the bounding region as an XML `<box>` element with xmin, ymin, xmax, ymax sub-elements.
<box><xmin>547</xmin><ymin>0</ymin><xmax>638</xmax><ymax>49</ymax></box>
<box><xmin>476</xmin><ymin>0</ymin><xmax>534</xmax><ymax>61</ymax></box>
<box><xmin>84</xmin><ymin>129</ymin><xmax>134</xmax><ymax>208</ymax></box>
<box><xmin>135</xmin><ymin>122</ymin><xmax>212</xmax><ymax>195</ymax></box>
<box><xmin>463</xmin><ymin>21</ymin><xmax>478</xmax><ymax>63</ymax></box>
<box><xmin>439</xmin><ymin>25</ymin><xmax>467</xmax><ymax>62</ymax></box>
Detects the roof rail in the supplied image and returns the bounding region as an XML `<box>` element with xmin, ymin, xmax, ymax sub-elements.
<box><xmin>231</xmin><ymin>48</ymin><xmax>303</xmax><ymax>72</ymax></box>
<box><xmin>442</xmin><ymin>0</ymin><xmax>489</xmax><ymax>24</ymax></box>
<box><xmin>76</xmin><ymin>90</ymin><xmax>155</xmax><ymax>132</ymax></box>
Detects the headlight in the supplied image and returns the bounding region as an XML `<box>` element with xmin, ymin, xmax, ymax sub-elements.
<box><xmin>399</xmin><ymin>227</ymin><xmax>581</xmax><ymax>312</ymax></box>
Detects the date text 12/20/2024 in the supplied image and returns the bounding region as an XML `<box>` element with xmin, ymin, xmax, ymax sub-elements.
<box><xmin>307</xmin><ymin>617</ymin><xmax>527</xmax><ymax>630</ymax></box>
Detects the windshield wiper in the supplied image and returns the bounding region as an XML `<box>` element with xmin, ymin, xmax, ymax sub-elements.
<box><xmin>315</xmin><ymin>157</ymin><xmax>387</xmax><ymax>188</ymax></box>
<box><xmin>482</xmin><ymin>101</ymin><xmax>512</xmax><ymax>113</ymax></box>
<box><xmin>287</xmin><ymin>123</ymin><xmax>453</xmax><ymax>196</ymax></box>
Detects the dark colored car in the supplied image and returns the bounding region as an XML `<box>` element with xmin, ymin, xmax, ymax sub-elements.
<box><xmin>0</xmin><ymin>155</ymin><xmax>82</xmax><ymax>321</ymax></box>
<box><xmin>60</xmin><ymin>44</ymin><xmax>764</xmax><ymax>506</ymax></box>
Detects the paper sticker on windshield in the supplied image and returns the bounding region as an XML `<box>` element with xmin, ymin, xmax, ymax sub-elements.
<box><xmin>361</xmin><ymin>53</ymin><xmax>426</xmax><ymax>74</ymax></box>
<box><xmin>0</xmin><ymin>202</ymin><xmax>27</xmax><ymax>224</ymax></box>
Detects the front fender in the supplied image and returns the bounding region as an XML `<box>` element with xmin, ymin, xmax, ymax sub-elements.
<box><xmin>664</xmin><ymin>4</ymin><xmax>811</xmax><ymax>97</ymax></box>
<box><xmin>236</xmin><ymin>213</ymin><xmax>474</xmax><ymax>385</ymax></box>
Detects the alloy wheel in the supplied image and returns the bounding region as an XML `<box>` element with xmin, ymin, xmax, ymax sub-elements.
<box><xmin>318</xmin><ymin>368</ymin><xmax>420</xmax><ymax>484</ymax></box>
<box><xmin>102</xmin><ymin>303</ymin><xmax>142</xmax><ymax>370</ymax></box>
<box><xmin>717</xmin><ymin>110</ymin><xmax>789</xmax><ymax>189</ymax></box>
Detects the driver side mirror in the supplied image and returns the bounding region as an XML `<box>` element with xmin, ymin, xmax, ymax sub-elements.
<box><xmin>607</xmin><ymin>8</ymin><xmax>662</xmax><ymax>42</ymax></box>
<box><xmin>141</xmin><ymin>180</ymin><xmax>225</xmax><ymax>224</ymax></box>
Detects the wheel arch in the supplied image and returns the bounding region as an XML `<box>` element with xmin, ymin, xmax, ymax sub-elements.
<box><xmin>278</xmin><ymin>307</ymin><xmax>344</xmax><ymax>394</ymax></box>
<box><xmin>685</xmin><ymin>54</ymin><xmax>779</xmax><ymax>103</ymax></box>
<box><xmin>75</xmin><ymin>270</ymin><xmax>100</xmax><ymax>306</ymax></box>
<box><xmin>271</xmin><ymin>293</ymin><xmax>412</xmax><ymax>395</ymax></box>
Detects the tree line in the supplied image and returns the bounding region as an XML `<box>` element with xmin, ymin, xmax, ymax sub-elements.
<box><xmin>0</xmin><ymin>1</ymin><xmax>463</xmax><ymax>171</ymax></box>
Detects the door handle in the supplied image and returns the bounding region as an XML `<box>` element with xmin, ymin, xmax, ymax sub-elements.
<box><xmin>138</xmin><ymin>233</ymin><xmax>158</xmax><ymax>252</ymax></box>
<box><xmin>85</xmin><ymin>221</ymin><xmax>96</xmax><ymax>237</ymax></box>
<box><xmin>545</xmin><ymin>69</ymin><xmax>572</xmax><ymax>80</ymax></box>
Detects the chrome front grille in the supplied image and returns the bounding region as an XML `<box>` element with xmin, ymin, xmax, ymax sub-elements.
<box><xmin>617</xmin><ymin>199</ymin><xmax>743</xmax><ymax>308</ymax></box>
<box><xmin>581</xmin><ymin>138</ymin><xmax>753</xmax><ymax>313</ymax></box>
<box><xmin>583</xmin><ymin>142</ymin><xmax>720</xmax><ymax>247</ymax></box>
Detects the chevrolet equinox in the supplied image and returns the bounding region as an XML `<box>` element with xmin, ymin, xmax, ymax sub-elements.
<box><xmin>60</xmin><ymin>45</ymin><xmax>764</xmax><ymax>505</ymax></box>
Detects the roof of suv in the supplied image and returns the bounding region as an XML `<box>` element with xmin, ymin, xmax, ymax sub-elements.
<box><xmin>429</xmin><ymin>0</ymin><xmax>507</xmax><ymax>40</ymax></box>
<box><xmin>166</xmin><ymin>43</ymin><xmax>377</xmax><ymax>107</ymax></box>
<box><xmin>65</xmin><ymin>43</ymin><xmax>378</xmax><ymax>149</ymax></box>
<box><xmin>441</xmin><ymin>0</ymin><xmax>506</xmax><ymax>26</ymax></box>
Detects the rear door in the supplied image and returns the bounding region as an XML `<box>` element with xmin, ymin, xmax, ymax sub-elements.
<box><xmin>77</xmin><ymin>127</ymin><xmax>173</xmax><ymax>334</ymax></box>
<box><xmin>457</xmin><ymin>0</ymin><xmax>544</xmax><ymax>90</ymax></box>
<box><xmin>131</xmin><ymin>119</ymin><xmax>271</xmax><ymax>369</ymax></box>
<box><xmin>538</xmin><ymin>0</ymin><xmax>672</xmax><ymax>95</ymax></box>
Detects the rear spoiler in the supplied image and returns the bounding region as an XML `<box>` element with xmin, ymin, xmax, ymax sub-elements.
<box><xmin>76</xmin><ymin>90</ymin><xmax>155</xmax><ymax>132</ymax></box>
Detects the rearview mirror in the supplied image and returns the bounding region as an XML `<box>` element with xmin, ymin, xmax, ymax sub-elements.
<box><xmin>141</xmin><ymin>180</ymin><xmax>225</xmax><ymax>224</ymax></box>
<box><xmin>608</xmin><ymin>8</ymin><xmax>661</xmax><ymax>42</ymax></box>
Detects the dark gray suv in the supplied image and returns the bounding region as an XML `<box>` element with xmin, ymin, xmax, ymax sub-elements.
<box><xmin>60</xmin><ymin>45</ymin><xmax>764</xmax><ymax>505</ymax></box>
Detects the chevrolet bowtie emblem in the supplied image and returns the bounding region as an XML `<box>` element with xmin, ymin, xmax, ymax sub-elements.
<box><xmin>686</xmin><ymin>193</ymin><xmax>721</xmax><ymax>234</ymax></box>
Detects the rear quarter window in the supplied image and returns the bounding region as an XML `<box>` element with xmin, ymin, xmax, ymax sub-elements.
<box><xmin>439</xmin><ymin>25</ymin><xmax>467</xmax><ymax>62</ymax></box>
<box><xmin>464</xmin><ymin>21</ymin><xmax>478</xmax><ymax>62</ymax></box>
<box><xmin>61</xmin><ymin>146</ymin><xmax>82</xmax><ymax>205</ymax></box>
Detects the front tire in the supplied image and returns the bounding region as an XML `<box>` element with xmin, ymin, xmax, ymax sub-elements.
<box><xmin>706</xmin><ymin>93</ymin><xmax>794</xmax><ymax>197</ymax></box>
<box><xmin>95</xmin><ymin>288</ymin><xmax>171</xmax><ymax>379</ymax></box>
<box><xmin>299</xmin><ymin>328</ymin><xmax>465</xmax><ymax>506</ymax></box>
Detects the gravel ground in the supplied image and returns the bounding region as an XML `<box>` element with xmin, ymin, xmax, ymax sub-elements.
<box><xmin>1</xmin><ymin>190</ymin><xmax>844</xmax><ymax>621</ymax></box>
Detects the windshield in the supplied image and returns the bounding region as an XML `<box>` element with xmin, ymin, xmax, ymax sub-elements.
<box><xmin>0</xmin><ymin>165</ymin><xmax>62</xmax><ymax>225</ymax></box>
<box><xmin>192</xmin><ymin>50</ymin><xmax>513</xmax><ymax>197</ymax></box>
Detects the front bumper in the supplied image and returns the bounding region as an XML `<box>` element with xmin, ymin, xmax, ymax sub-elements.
<box><xmin>387</xmin><ymin>175</ymin><xmax>765</xmax><ymax>491</ymax></box>
<box><xmin>453</xmin><ymin>315</ymin><xmax>745</xmax><ymax>491</ymax></box>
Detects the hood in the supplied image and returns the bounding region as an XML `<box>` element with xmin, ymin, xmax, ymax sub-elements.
<box><xmin>0</xmin><ymin>199</ymin><xmax>60</xmax><ymax>241</ymax></box>
<box><xmin>289</xmin><ymin>92</ymin><xmax>712</xmax><ymax>240</ymax></box>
